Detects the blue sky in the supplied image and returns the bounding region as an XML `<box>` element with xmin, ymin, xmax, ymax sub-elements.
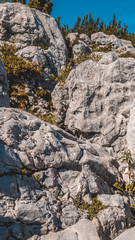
<box><xmin>52</xmin><ymin>0</ymin><xmax>135</xmax><ymax>33</ymax></box>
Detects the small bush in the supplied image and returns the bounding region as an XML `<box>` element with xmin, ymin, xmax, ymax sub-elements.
<box><xmin>74</xmin><ymin>197</ymin><xmax>107</xmax><ymax>220</ymax></box>
<box><xmin>92</xmin><ymin>44</ymin><xmax>112</xmax><ymax>53</ymax></box>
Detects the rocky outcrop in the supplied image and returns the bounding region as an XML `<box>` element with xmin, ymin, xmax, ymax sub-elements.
<box><xmin>0</xmin><ymin>107</ymin><xmax>133</xmax><ymax>239</ymax></box>
<box><xmin>0</xmin><ymin>2</ymin><xmax>68</xmax><ymax>118</ymax></box>
<box><xmin>28</xmin><ymin>219</ymin><xmax>100</xmax><ymax>240</ymax></box>
<box><xmin>0</xmin><ymin>3</ymin><xmax>68</xmax><ymax>74</ymax></box>
<box><xmin>1</xmin><ymin>4</ymin><xmax>135</xmax><ymax>238</ymax></box>
<box><xmin>72</xmin><ymin>40</ymin><xmax>91</xmax><ymax>55</ymax></box>
<box><xmin>91</xmin><ymin>32</ymin><xmax>133</xmax><ymax>50</ymax></box>
<box><xmin>0</xmin><ymin>59</ymin><xmax>9</xmax><ymax>107</ymax></box>
<box><xmin>52</xmin><ymin>53</ymin><xmax>135</xmax><ymax>156</ymax></box>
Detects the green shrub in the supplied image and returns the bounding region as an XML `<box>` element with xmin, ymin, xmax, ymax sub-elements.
<box><xmin>92</xmin><ymin>44</ymin><xmax>112</xmax><ymax>53</ymax></box>
<box><xmin>0</xmin><ymin>42</ymin><xmax>43</xmax><ymax>84</ymax></box>
<box><xmin>74</xmin><ymin>197</ymin><xmax>107</xmax><ymax>220</ymax></box>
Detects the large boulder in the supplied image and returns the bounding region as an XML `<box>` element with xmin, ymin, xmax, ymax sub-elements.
<box><xmin>0</xmin><ymin>3</ymin><xmax>68</xmax><ymax>74</ymax></box>
<box><xmin>52</xmin><ymin>54</ymin><xmax>135</xmax><ymax>155</ymax></box>
<box><xmin>0</xmin><ymin>107</ymin><xmax>131</xmax><ymax>239</ymax></box>
<box><xmin>0</xmin><ymin>59</ymin><xmax>9</xmax><ymax>107</ymax></box>
<box><xmin>91</xmin><ymin>32</ymin><xmax>133</xmax><ymax>50</ymax></box>
<box><xmin>31</xmin><ymin>219</ymin><xmax>100</xmax><ymax>240</ymax></box>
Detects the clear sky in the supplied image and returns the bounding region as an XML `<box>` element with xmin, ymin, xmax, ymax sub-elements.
<box><xmin>52</xmin><ymin>0</ymin><xmax>135</xmax><ymax>33</ymax></box>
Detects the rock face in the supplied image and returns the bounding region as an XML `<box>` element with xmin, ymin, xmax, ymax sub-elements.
<box><xmin>114</xmin><ymin>226</ymin><xmax>135</xmax><ymax>240</ymax></box>
<box><xmin>0</xmin><ymin>3</ymin><xmax>67</xmax><ymax>74</ymax></box>
<box><xmin>33</xmin><ymin>219</ymin><xmax>100</xmax><ymax>240</ymax></box>
<box><xmin>126</xmin><ymin>99</ymin><xmax>135</xmax><ymax>157</ymax></box>
<box><xmin>91</xmin><ymin>32</ymin><xmax>133</xmax><ymax>50</ymax></box>
<box><xmin>52</xmin><ymin>53</ymin><xmax>135</xmax><ymax>155</ymax></box>
<box><xmin>0</xmin><ymin>2</ymin><xmax>68</xmax><ymax>118</ymax></box>
<box><xmin>0</xmin><ymin>107</ymin><xmax>132</xmax><ymax>239</ymax></box>
<box><xmin>0</xmin><ymin>59</ymin><xmax>9</xmax><ymax>107</ymax></box>
<box><xmin>1</xmin><ymin>5</ymin><xmax>135</xmax><ymax>239</ymax></box>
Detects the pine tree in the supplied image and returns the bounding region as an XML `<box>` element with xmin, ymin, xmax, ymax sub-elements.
<box><xmin>28</xmin><ymin>0</ymin><xmax>53</xmax><ymax>14</ymax></box>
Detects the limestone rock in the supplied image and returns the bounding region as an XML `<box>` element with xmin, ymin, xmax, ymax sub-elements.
<box><xmin>93</xmin><ymin>207</ymin><xmax>127</xmax><ymax>239</ymax></box>
<box><xmin>114</xmin><ymin>226</ymin><xmax>135</xmax><ymax>240</ymax></box>
<box><xmin>0</xmin><ymin>2</ymin><xmax>68</xmax><ymax>73</ymax></box>
<box><xmin>126</xmin><ymin>99</ymin><xmax>135</xmax><ymax>157</ymax></box>
<box><xmin>33</xmin><ymin>219</ymin><xmax>100</xmax><ymax>240</ymax></box>
<box><xmin>91</xmin><ymin>32</ymin><xmax>133</xmax><ymax>50</ymax></box>
<box><xmin>66</xmin><ymin>33</ymin><xmax>79</xmax><ymax>44</ymax></box>
<box><xmin>0</xmin><ymin>59</ymin><xmax>9</xmax><ymax>107</ymax></box>
<box><xmin>97</xmin><ymin>194</ymin><xmax>124</xmax><ymax>208</ymax></box>
<box><xmin>79</xmin><ymin>33</ymin><xmax>91</xmax><ymax>45</ymax></box>
<box><xmin>99</xmin><ymin>51</ymin><xmax>118</xmax><ymax>64</ymax></box>
<box><xmin>0</xmin><ymin>107</ymin><xmax>119</xmax><ymax>239</ymax></box>
<box><xmin>72</xmin><ymin>40</ymin><xmax>91</xmax><ymax>55</ymax></box>
<box><xmin>52</xmin><ymin>57</ymin><xmax>135</xmax><ymax>155</ymax></box>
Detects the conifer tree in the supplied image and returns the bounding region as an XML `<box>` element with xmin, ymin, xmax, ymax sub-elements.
<box><xmin>28</xmin><ymin>0</ymin><xmax>53</xmax><ymax>14</ymax></box>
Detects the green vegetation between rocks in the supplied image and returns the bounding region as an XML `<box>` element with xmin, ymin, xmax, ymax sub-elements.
<box><xmin>113</xmin><ymin>182</ymin><xmax>135</xmax><ymax>194</ymax></box>
<box><xmin>118</xmin><ymin>150</ymin><xmax>134</xmax><ymax>184</ymax></box>
<box><xmin>0</xmin><ymin>42</ymin><xmax>43</xmax><ymax>84</ymax></box>
<box><xmin>92</xmin><ymin>43</ymin><xmax>112</xmax><ymax>53</ymax></box>
<box><xmin>59</xmin><ymin>13</ymin><xmax>135</xmax><ymax>48</ymax></box>
<box><xmin>0</xmin><ymin>41</ymin><xmax>56</xmax><ymax>125</ymax></box>
<box><xmin>73</xmin><ymin>197</ymin><xmax>107</xmax><ymax>220</ymax></box>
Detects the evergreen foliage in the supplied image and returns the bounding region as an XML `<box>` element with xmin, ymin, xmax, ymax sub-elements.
<box><xmin>74</xmin><ymin>197</ymin><xmax>107</xmax><ymax>220</ymax></box>
<box><xmin>0</xmin><ymin>42</ymin><xmax>42</xmax><ymax>85</ymax></box>
<box><xmin>60</xmin><ymin>13</ymin><xmax>135</xmax><ymax>47</ymax></box>
<box><xmin>28</xmin><ymin>0</ymin><xmax>53</xmax><ymax>14</ymax></box>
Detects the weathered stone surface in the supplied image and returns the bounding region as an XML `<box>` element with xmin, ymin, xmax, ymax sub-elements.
<box><xmin>79</xmin><ymin>33</ymin><xmax>91</xmax><ymax>45</ymax></box>
<box><xmin>99</xmin><ymin>51</ymin><xmax>118</xmax><ymax>64</ymax></box>
<box><xmin>114</xmin><ymin>226</ymin><xmax>135</xmax><ymax>240</ymax></box>
<box><xmin>66</xmin><ymin>33</ymin><xmax>79</xmax><ymax>44</ymax></box>
<box><xmin>72</xmin><ymin>40</ymin><xmax>91</xmax><ymax>55</ymax></box>
<box><xmin>91</xmin><ymin>32</ymin><xmax>133</xmax><ymax>50</ymax></box>
<box><xmin>97</xmin><ymin>194</ymin><xmax>124</xmax><ymax>208</ymax></box>
<box><xmin>52</xmin><ymin>57</ymin><xmax>135</xmax><ymax>155</ymax></box>
<box><xmin>0</xmin><ymin>3</ymin><xmax>68</xmax><ymax>73</ymax></box>
<box><xmin>30</xmin><ymin>219</ymin><xmax>100</xmax><ymax>240</ymax></box>
<box><xmin>0</xmin><ymin>59</ymin><xmax>9</xmax><ymax>107</ymax></box>
<box><xmin>126</xmin><ymin>99</ymin><xmax>135</xmax><ymax>157</ymax></box>
<box><xmin>93</xmin><ymin>207</ymin><xmax>127</xmax><ymax>240</ymax></box>
<box><xmin>0</xmin><ymin>107</ymin><xmax>119</xmax><ymax>239</ymax></box>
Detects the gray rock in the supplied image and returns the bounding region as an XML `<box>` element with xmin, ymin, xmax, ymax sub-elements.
<box><xmin>97</xmin><ymin>194</ymin><xmax>124</xmax><ymax>208</ymax></box>
<box><xmin>79</xmin><ymin>33</ymin><xmax>91</xmax><ymax>45</ymax></box>
<box><xmin>0</xmin><ymin>107</ymin><xmax>125</xmax><ymax>239</ymax></box>
<box><xmin>66</xmin><ymin>33</ymin><xmax>79</xmax><ymax>44</ymax></box>
<box><xmin>114</xmin><ymin>226</ymin><xmax>135</xmax><ymax>240</ymax></box>
<box><xmin>93</xmin><ymin>207</ymin><xmax>127</xmax><ymax>239</ymax></box>
<box><xmin>91</xmin><ymin>32</ymin><xmax>133</xmax><ymax>50</ymax></box>
<box><xmin>39</xmin><ymin>219</ymin><xmax>100</xmax><ymax>240</ymax></box>
<box><xmin>126</xmin><ymin>99</ymin><xmax>135</xmax><ymax>158</ymax></box>
<box><xmin>99</xmin><ymin>51</ymin><xmax>118</xmax><ymax>64</ymax></box>
<box><xmin>72</xmin><ymin>40</ymin><xmax>91</xmax><ymax>55</ymax></box>
<box><xmin>0</xmin><ymin>59</ymin><xmax>9</xmax><ymax>107</ymax></box>
<box><xmin>0</xmin><ymin>3</ymin><xmax>68</xmax><ymax>73</ymax></box>
<box><xmin>52</xmin><ymin>57</ymin><xmax>135</xmax><ymax>155</ymax></box>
